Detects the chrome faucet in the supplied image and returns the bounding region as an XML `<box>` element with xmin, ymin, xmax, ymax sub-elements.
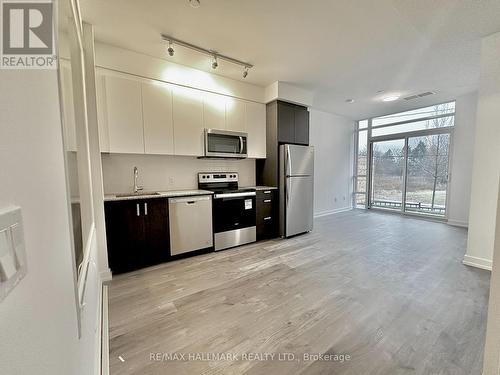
<box><xmin>133</xmin><ymin>166</ymin><xmax>143</xmax><ymax>193</ymax></box>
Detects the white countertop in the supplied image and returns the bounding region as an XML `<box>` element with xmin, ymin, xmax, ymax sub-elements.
<box><xmin>104</xmin><ymin>189</ymin><xmax>213</xmax><ymax>202</ymax></box>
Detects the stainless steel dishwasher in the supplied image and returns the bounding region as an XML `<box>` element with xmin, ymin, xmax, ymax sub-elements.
<box><xmin>168</xmin><ymin>195</ymin><xmax>213</xmax><ymax>256</ymax></box>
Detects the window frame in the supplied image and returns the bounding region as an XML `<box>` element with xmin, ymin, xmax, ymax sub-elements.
<box><xmin>353</xmin><ymin>101</ymin><xmax>456</xmax><ymax>219</ymax></box>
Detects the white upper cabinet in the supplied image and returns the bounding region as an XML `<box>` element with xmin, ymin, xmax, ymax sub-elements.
<box><xmin>142</xmin><ymin>81</ymin><xmax>174</xmax><ymax>155</ymax></box>
<box><xmin>95</xmin><ymin>69</ymin><xmax>266</xmax><ymax>158</ymax></box>
<box><xmin>226</xmin><ymin>98</ymin><xmax>246</xmax><ymax>132</ymax></box>
<box><xmin>246</xmin><ymin>101</ymin><xmax>266</xmax><ymax>159</ymax></box>
<box><xmin>59</xmin><ymin>61</ymin><xmax>77</xmax><ymax>152</ymax></box>
<box><xmin>172</xmin><ymin>86</ymin><xmax>204</xmax><ymax>156</ymax></box>
<box><xmin>203</xmin><ymin>92</ymin><xmax>226</xmax><ymax>131</ymax></box>
<box><xmin>101</xmin><ymin>73</ymin><xmax>144</xmax><ymax>154</ymax></box>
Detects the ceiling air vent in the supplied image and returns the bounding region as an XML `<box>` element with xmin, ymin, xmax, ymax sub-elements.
<box><xmin>404</xmin><ymin>91</ymin><xmax>436</xmax><ymax>101</ymax></box>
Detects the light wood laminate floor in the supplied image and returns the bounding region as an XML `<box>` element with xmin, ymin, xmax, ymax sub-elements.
<box><xmin>108</xmin><ymin>210</ymin><xmax>490</xmax><ymax>375</ymax></box>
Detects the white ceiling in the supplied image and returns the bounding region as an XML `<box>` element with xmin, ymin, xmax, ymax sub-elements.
<box><xmin>80</xmin><ymin>0</ymin><xmax>500</xmax><ymax>119</ymax></box>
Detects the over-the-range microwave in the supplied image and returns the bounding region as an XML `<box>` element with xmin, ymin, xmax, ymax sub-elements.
<box><xmin>203</xmin><ymin>128</ymin><xmax>248</xmax><ymax>159</ymax></box>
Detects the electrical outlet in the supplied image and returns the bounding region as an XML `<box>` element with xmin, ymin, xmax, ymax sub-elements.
<box><xmin>343</xmin><ymin>196</ymin><xmax>346</xmax><ymax>200</ymax></box>
<box><xmin>169</xmin><ymin>177</ymin><xmax>174</xmax><ymax>185</ymax></box>
<box><xmin>334</xmin><ymin>197</ymin><xmax>337</xmax><ymax>202</ymax></box>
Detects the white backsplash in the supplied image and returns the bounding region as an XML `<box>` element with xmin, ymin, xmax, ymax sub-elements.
<box><xmin>101</xmin><ymin>154</ymin><xmax>256</xmax><ymax>194</ymax></box>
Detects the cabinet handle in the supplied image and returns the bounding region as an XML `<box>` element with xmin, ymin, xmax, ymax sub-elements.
<box><xmin>136</xmin><ymin>203</ymin><xmax>140</xmax><ymax>216</ymax></box>
<box><xmin>144</xmin><ymin>203</ymin><xmax>148</xmax><ymax>216</ymax></box>
<box><xmin>264</xmin><ymin>199</ymin><xmax>271</xmax><ymax>203</ymax></box>
<box><xmin>264</xmin><ymin>216</ymin><xmax>272</xmax><ymax>221</ymax></box>
<box><xmin>263</xmin><ymin>190</ymin><xmax>271</xmax><ymax>194</ymax></box>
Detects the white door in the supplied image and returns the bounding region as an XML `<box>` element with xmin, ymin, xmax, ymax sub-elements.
<box><xmin>246</xmin><ymin>101</ymin><xmax>266</xmax><ymax>158</ymax></box>
<box><xmin>226</xmin><ymin>98</ymin><xmax>246</xmax><ymax>132</ymax></box>
<box><xmin>103</xmin><ymin>74</ymin><xmax>144</xmax><ymax>154</ymax></box>
<box><xmin>172</xmin><ymin>86</ymin><xmax>204</xmax><ymax>156</ymax></box>
<box><xmin>60</xmin><ymin>61</ymin><xmax>77</xmax><ymax>152</ymax></box>
<box><xmin>95</xmin><ymin>71</ymin><xmax>109</xmax><ymax>152</ymax></box>
<box><xmin>203</xmin><ymin>92</ymin><xmax>226</xmax><ymax>130</ymax></box>
<box><xmin>142</xmin><ymin>81</ymin><xmax>174</xmax><ymax>155</ymax></box>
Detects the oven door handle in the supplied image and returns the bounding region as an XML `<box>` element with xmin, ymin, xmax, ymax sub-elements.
<box><xmin>214</xmin><ymin>192</ymin><xmax>256</xmax><ymax>199</ymax></box>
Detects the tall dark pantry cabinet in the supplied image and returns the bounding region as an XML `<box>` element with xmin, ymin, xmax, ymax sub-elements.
<box><xmin>257</xmin><ymin>100</ymin><xmax>310</xmax><ymax>187</ymax></box>
<box><xmin>257</xmin><ymin>100</ymin><xmax>310</xmax><ymax>236</ymax></box>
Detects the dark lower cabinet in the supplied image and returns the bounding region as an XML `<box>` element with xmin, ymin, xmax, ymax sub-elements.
<box><xmin>256</xmin><ymin>189</ymin><xmax>278</xmax><ymax>241</ymax></box>
<box><xmin>105</xmin><ymin>198</ymin><xmax>169</xmax><ymax>274</ymax></box>
<box><xmin>143</xmin><ymin>198</ymin><xmax>170</xmax><ymax>266</ymax></box>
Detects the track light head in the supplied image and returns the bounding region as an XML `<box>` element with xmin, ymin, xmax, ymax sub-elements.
<box><xmin>211</xmin><ymin>55</ymin><xmax>218</xmax><ymax>69</ymax></box>
<box><xmin>167</xmin><ymin>41</ymin><xmax>174</xmax><ymax>56</ymax></box>
<box><xmin>243</xmin><ymin>66</ymin><xmax>249</xmax><ymax>78</ymax></box>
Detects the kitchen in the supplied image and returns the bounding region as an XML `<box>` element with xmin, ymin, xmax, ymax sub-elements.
<box><xmin>95</xmin><ymin>72</ymin><xmax>313</xmax><ymax>274</ymax></box>
<box><xmin>2</xmin><ymin>1</ymin><xmax>499</xmax><ymax>374</ymax></box>
<box><xmin>56</xmin><ymin>26</ymin><xmax>320</xmax><ymax>275</ymax></box>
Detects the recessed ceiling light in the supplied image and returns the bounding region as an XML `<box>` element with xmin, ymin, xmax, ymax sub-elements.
<box><xmin>382</xmin><ymin>95</ymin><xmax>400</xmax><ymax>102</ymax></box>
<box><xmin>345</xmin><ymin>99</ymin><xmax>355</xmax><ymax>104</ymax></box>
<box><xmin>189</xmin><ymin>0</ymin><xmax>201</xmax><ymax>8</ymax></box>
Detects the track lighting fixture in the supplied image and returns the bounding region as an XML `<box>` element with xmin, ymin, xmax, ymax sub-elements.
<box><xmin>167</xmin><ymin>41</ymin><xmax>174</xmax><ymax>56</ymax></box>
<box><xmin>161</xmin><ymin>35</ymin><xmax>253</xmax><ymax>77</ymax></box>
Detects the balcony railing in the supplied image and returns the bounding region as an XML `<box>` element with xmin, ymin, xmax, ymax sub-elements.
<box><xmin>372</xmin><ymin>199</ymin><xmax>445</xmax><ymax>215</ymax></box>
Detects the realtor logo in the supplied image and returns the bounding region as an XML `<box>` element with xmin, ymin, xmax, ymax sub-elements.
<box><xmin>1</xmin><ymin>0</ymin><xmax>56</xmax><ymax>69</ymax></box>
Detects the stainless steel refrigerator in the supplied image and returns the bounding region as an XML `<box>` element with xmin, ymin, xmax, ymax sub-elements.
<box><xmin>279</xmin><ymin>144</ymin><xmax>314</xmax><ymax>237</ymax></box>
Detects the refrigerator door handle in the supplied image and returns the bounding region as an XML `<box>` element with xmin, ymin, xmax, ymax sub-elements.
<box><xmin>286</xmin><ymin>145</ymin><xmax>292</xmax><ymax>177</ymax></box>
<box><xmin>286</xmin><ymin>177</ymin><xmax>290</xmax><ymax>210</ymax></box>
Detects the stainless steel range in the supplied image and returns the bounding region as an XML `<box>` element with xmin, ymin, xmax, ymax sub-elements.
<box><xmin>198</xmin><ymin>172</ymin><xmax>256</xmax><ymax>251</ymax></box>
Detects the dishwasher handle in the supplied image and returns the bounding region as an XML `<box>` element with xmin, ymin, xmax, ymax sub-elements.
<box><xmin>169</xmin><ymin>195</ymin><xmax>212</xmax><ymax>204</ymax></box>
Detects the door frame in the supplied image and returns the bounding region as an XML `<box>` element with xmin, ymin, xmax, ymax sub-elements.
<box><xmin>367</xmin><ymin>127</ymin><xmax>454</xmax><ymax>220</ymax></box>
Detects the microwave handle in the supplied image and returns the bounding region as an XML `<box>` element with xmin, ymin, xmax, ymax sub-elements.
<box><xmin>239</xmin><ymin>136</ymin><xmax>243</xmax><ymax>154</ymax></box>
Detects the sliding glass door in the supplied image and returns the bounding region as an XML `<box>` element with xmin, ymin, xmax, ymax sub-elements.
<box><xmin>368</xmin><ymin>132</ymin><xmax>451</xmax><ymax>217</ymax></box>
<box><xmin>405</xmin><ymin>134</ymin><xmax>450</xmax><ymax>215</ymax></box>
<box><xmin>371</xmin><ymin>139</ymin><xmax>406</xmax><ymax>211</ymax></box>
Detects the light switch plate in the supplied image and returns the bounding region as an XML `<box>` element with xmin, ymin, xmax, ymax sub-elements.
<box><xmin>0</xmin><ymin>206</ymin><xmax>27</xmax><ymax>303</ymax></box>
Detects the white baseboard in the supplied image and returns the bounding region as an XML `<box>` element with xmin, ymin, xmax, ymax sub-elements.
<box><xmin>101</xmin><ymin>285</ymin><xmax>109</xmax><ymax>375</ymax></box>
<box><xmin>314</xmin><ymin>206</ymin><xmax>352</xmax><ymax>218</ymax></box>
<box><xmin>463</xmin><ymin>254</ymin><xmax>492</xmax><ymax>271</ymax></box>
<box><xmin>447</xmin><ymin>219</ymin><xmax>468</xmax><ymax>228</ymax></box>
<box><xmin>100</xmin><ymin>268</ymin><xmax>112</xmax><ymax>282</ymax></box>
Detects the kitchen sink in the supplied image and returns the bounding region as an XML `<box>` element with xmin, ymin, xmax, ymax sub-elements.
<box><xmin>115</xmin><ymin>192</ymin><xmax>161</xmax><ymax>198</ymax></box>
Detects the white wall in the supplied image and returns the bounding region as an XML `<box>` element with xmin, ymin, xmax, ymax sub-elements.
<box><xmin>101</xmin><ymin>154</ymin><xmax>256</xmax><ymax>194</ymax></box>
<box><xmin>309</xmin><ymin>109</ymin><xmax>354</xmax><ymax>217</ymax></box>
<box><xmin>483</xmin><ymin>183</ymin><xmax>500</xmax><ymax>375</ymax></box>
<box><xmin>464</xmin><ymin>31</ymin><xmax>500</xmax><ymax>271</ymax></box>
<box><xmin>0</xmin><ymin>71</ymin><xmax>97</xmax><ymax>374</ymax></box>
<box><xmin>264</xmin><ymin>81</ymin><xmax>314</xmax><ymax>106</ymax></box>
<box><xmin>447</xmin><ymin>91</ymin><xmax>478</xmax><ymax>227</ymax></box>
<box><xmin>95</xmin><ymin>42</ymin><xmax>265</xmax><ymax>103</ymax></box>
